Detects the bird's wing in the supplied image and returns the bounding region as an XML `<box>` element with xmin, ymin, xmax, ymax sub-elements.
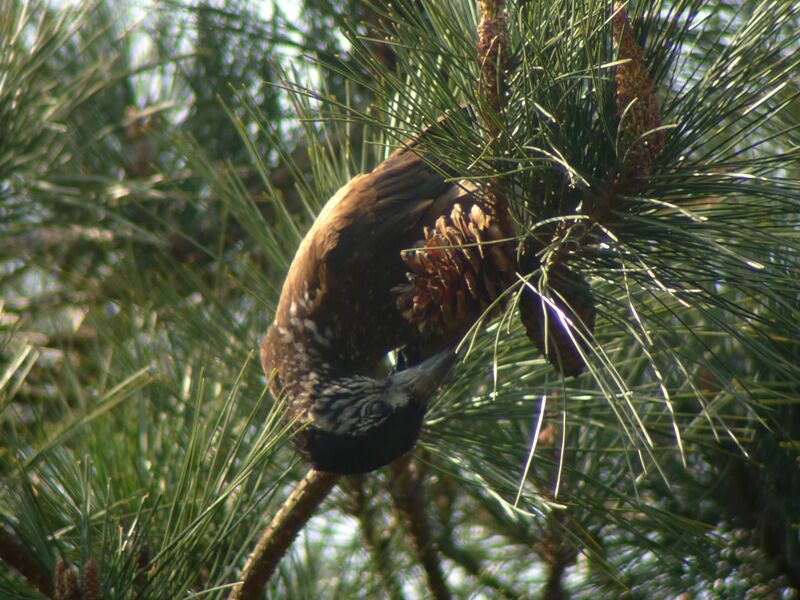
<box><xmin>321</xmin><ymin>148</ymin><xmax>455</xmax><ymax>267</ymax></box>
<box><xmin>267</xmin><ymin>144</ymin><xmax>475</xmax><ymax>374</ymax></box>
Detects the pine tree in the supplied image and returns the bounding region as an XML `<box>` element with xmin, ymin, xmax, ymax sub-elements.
<box><xmin>2</xmin><ymin>0</ymin><xmax>799</xmax><ymax>598</ymax></box>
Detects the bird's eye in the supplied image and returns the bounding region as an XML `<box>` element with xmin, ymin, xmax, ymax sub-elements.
<box><xmin>361</xmin><ymin>401</ymin><xmax>390</xmax><ymax>419</ymax></box>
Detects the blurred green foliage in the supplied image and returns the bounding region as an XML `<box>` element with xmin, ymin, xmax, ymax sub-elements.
<box><xmin>1</xmin><ymin>0</ymin><xmax>799</xmax><ymax>598</ymax></box>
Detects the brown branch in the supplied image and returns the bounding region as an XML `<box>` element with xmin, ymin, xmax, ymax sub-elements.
<box><xmin>343</xmin><ymin>476</ymin><xmax>404</xmax><ymax>600</ymax></box>
<box><xmin>581</xmin><ymin>3</ymin><xmax>666</xmax><ymax>227</ymax></box>
<box><xmin>612</xmin><ymin>2</ymin><xmax>664</xmax><ymax>179</ymax></box>
<box><xmin>724</xmin><ymin>451</ymin><xmax>800</xmax><ymax>591</ymax></box>
<box><xmin>516</xmin><ymin>4</ymin><xmax>668</xmax><ymax>376</ymax></box>
<box><xmin>536</xmin><ymin>4</ymin><xmax>666</xmax><ymax>245</ymax></box>
<box><xmin>542</xmin><ymin>561</ymin><xmax>569</xmax><ymax>600</ymax></box>
<box><xmin>477</xmin><ymin>0</ymin><xmax>510</xmax><ymax>137</ymax></box>
<box><xmin>477</xmin><ymin>0</ymin><xmax>512</xmax><ymax>225</ymax></box>
<box><xmin>230</xmin><ymin>468</ymin><xmax>340</xmax><ymax>600</ymax></box>
<box><xmin>540</xmin><ymin>518</ymin><xmax>578</xmax><ymax>600</ymax></box>
<box><xmin>429</xmin><ymin>468</ymin><xmax>522</xmax><ymax>598</ymax></box>
<box><xmin>0</xmin><ymin>528</ymin><xmax>53</xmax><ymax>596</ymax></box>
<box><xmin>436</xmin><ymin>534</ymin><xmax>520</xmax><ymax>599</ymax></box>
<box><xmin>389</xmin><ymin>456</ymin><xmax>451</xmax><ymax>600</ymax></box>
<box><xmin>540</xmin><ymin>516</ymin><xmax>577</xmax><ymax>600</ymax></box>
<box><xmin>532</xmin><ymin>5</ymin><xmax>666</xmax><ymax>243</ymax></box>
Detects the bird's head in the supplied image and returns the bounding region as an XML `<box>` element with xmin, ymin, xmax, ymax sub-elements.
<box><xmin>300</xmin><ymin>347</ymin><xmax>457</xmax><ymax>474</ymax></box>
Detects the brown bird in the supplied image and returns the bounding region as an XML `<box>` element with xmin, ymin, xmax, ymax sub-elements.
<box><xmin>261</xmin><ymin>131</ymin><xmax>483</xmax><ymax>474</ymax></box>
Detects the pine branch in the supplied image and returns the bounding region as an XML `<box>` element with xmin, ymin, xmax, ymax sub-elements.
<box><xmin>230</xmin><ymin>468</ymin><xmax>340</xmax><ymax>600</ymax></box>
<box><xmin>588</xmin><ymin>2</ymin><xmax>666</xmax><ymax>225</ymax></box>
<box><xmin>344</xmin><ymin>476</ymin><xmax>404</xmax><ymax>600</ymax></box>
<box><xmin>477</xmin><ymin>0</ymin><xmax>510</xmax><ymax>132</ymax></box>
<box><xmin>436</xmin><ymin>534</ymin><xmax>521</xmax><ymax>599</ymax></box>
<box><xmin>724</xmin><ymin>452</ymin><xmax>800</xmax><ymax>591</ymax></box>
<box><xmin>542</xmin><ymin>567</ymin><xmax>568</xmax><ymax>600</ymax></box>
<box><xmin>0</xmin><ymin>528</ymin><xmax>53</xmax><ymax>596</ymax></box>
<box><xmin>389</xmin><ymin>456</ymin><xmax>451</xmax><ymax>600</ymax></box>
<box><xmin>430</xmin><ymin>471</ymin><xmax>522</xmax><ymax>598</ymax></box>
<box><xmin>539</xmin><ymin>514</ymin><xmax>577</xmax><ymax>600</ymax></box>
<box><xmin>476</xmin><ymin>0</ymin><xmax>512</xmax><ymax>225</ymax></box>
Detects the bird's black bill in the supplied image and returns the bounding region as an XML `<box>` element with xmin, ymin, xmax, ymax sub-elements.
<box><xmin>387</xmin><ymin>345</ymin><xmax>458</xmax><ymax>398</ymax></box>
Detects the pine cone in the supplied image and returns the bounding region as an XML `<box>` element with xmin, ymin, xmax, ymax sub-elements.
<box><xmin>518</xmin><ymin>261</ymin><xmax>595</xmax><ymax>377</ymax></box>
<box><xmin>393</xmin><ymin>202</ymin><xmax>514</xmax><ymax>335</ymax></box>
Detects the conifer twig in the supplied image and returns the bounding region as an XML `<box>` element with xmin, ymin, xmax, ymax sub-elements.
<box><xmin>539</xmin><ymin>2</ymin><xmax>667</xmax><ymax>276</ymax></box>
<box><xmin>431</xmin><ymin>475</ymin><xmax>520</xmax><ymax>598</ymax></box>
<box><xmin>476</xmin><ymin>0</ymin><xmax>512</xmax><ymax>224</ymax></box>
<box><xmin>345</xmin><ymin>476</ymin><xmax>404</xmax><ymax>600</ymax></box>
<box><xmin>436</xmin><ymin>533</ymin><xmax>520</xmax><ymax>599</ymax></box>
<box><xmin>540</xmin><ymin>522</ymin><xmax>574</xmax><ymax>600</ymax></box>
<box><xmin>591</xmin><ymin>2</ymin><xmax>666</xmax><ymax>225</ymax></box>
<box><xmin>477</xmin><ymin>0</ymin><xmax>510</xmax><ymax>139</ymax></box>
<box><xmin>230</xmin><ymin>468</ymin><xmax>340</xmax><ymax>600</ymax></box>
<box><xmin>389</xmin><ymin>456</ymin><xmax>451</xmax><ymax>600</ymax></box>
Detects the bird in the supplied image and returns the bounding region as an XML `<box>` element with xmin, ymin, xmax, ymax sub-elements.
<box><xmin>261</xmin><ymin>125</ymin><xmax>482</xmax><ymax>474</ymax></box>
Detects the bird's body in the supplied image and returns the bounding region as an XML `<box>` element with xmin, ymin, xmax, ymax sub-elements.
<box><xmin>262</xmin><ymin>139</ymin><xmax>474</xmax><ymax>473</ymax></box>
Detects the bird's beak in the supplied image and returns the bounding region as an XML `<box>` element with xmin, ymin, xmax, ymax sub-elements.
<box><xmin>387</xmin><ymin>346</ymin><xmax>458</xmax><ymax>398</ymax></box>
